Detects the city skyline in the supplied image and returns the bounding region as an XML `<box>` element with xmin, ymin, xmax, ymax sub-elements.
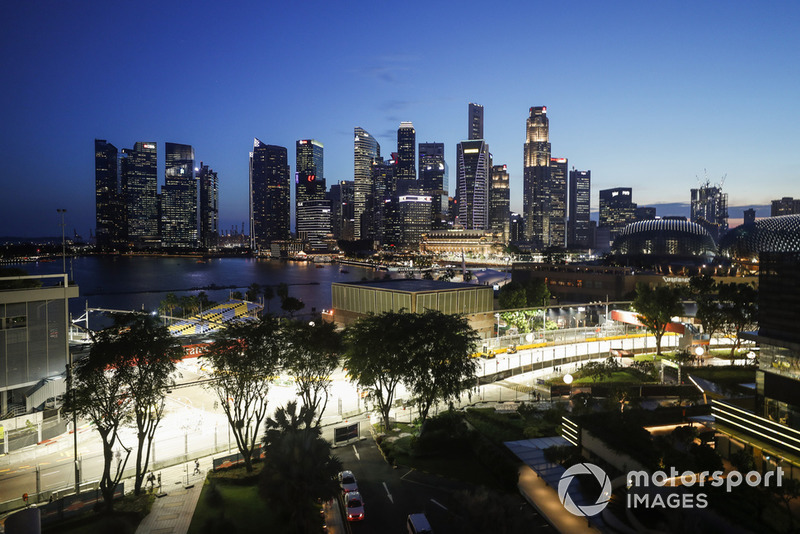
<box><xmin>1</xmin><ymin>1</ymin><xmax>798</xmax><ymax>237</ymax></box>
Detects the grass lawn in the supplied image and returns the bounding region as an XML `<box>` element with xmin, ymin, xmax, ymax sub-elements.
<box><xmin>572</xmin><ymin>369</ymin><xmax>646</xmax><ymax>384</ymax></box>
<box><xmin>685</xmin><ymin>366</ymin><xmax>756</xmax><ymax>385</ymax></box>
<box><xmin>42</xmin><ymin>493</ymin><xmax>154</xmax><ymax>534</ymax></box>
<box><xmin>187</xmin><ymin>480</ymin><xmax>287</xmax><ymax>534</ymax></box>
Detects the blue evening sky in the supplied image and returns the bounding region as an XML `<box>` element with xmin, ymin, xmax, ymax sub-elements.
<box><xmin>1</xmin><ymin>0</ymin><xmax>798</xmax><ymax>238</ymax></box>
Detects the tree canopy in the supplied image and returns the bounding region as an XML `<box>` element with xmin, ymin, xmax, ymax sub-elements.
<box><xmin>632</xmin><ymin>283</ymin><xmax>684</xmax><ymax>355</ymax></box>
<box><xmin>202</xmin><ymin>317</ymin><xmax>282</xmax><ymax>472</ymax></box>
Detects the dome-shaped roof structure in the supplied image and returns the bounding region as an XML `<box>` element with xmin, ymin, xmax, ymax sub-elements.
<box><xmin>612</xmin><ymin>219</ymin><xmax>717</xmax><ymax>261</ymax></box>
<box><xmin>718</xmin><ymin>214</ymin><xmax>800</xmax><ymax>260</ymax></box>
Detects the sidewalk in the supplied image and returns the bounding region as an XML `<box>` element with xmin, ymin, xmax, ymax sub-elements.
<box><xmin>133</xmin><ymin>458</ymin><xmax>208</xmax><ymax>534</ymax></box>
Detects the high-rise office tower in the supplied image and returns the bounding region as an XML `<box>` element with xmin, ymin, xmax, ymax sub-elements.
<box><xmin>95</xmin><ymin>139</ymin><xmax>123</xmax><ymax>250</ymax></box>
<box><xmin>418</xmin><ymin>142</ymin><xmax>447</xmax><ymax>229</ymax></box>
<box><xmin>468</xmin><ymin>103</ymin><xmax>484</xmax><ymax>141</ymax></box>
<box><xmin>490</xmin><ymin>164</ymin><xmax>510</xmax><ymax>243</ymax></box>
<box><xmin>510</xmin><ymin>212</ymin><xmax>524</xmax><ymax>243</ymax></box>
<box><xmin>523</xmin><ymin>106</ymin><xmax>551</xmax><ymax>247</ymax></box>
<box><xmin>198</xmin><ymin>163</ymin><xmax>219</xmax><ymax>249</ymax></box>
<box><xmin>771</xmin><ymin>197</ymin><xmax>800</xmax><ymax>217</ymax></box>
<box><xmin>328</xmin><ymin>180</ymin><xmax>355</xmax><ymax>241</ymax></box>
<box><xmin>396</xmin><ymin>194</ymin><xmax>432</xmax><ymax>248</ymax></box>
<box><xmin>121</xmin><ymin>141</ymin><xmax>159</xmax><ymax>248</ymax></box>
<box><xmin>548</xmin><ymin>157</ymin><xmax>568</xmax><ymax>248</ymax></box>
<box><xmin>691</xmin><ymin>181</ymin><xmax>728</xmax><ymax>243</ymax></box>
<box><xmin>354</xmin><ymin>128</ymin><xmax>380</xmax><ymax>239</ymax></box>
<box><xmin>743</xmin><ymin>208</ymin><xmax>756</xmax><ymax>226</ymax></box>
<box><xmin>161</xmin><ymin>143</ymin><xmax>196</xmax><ymax>248</ymax></box>
<box><xmin>296</xmin><ymin>139</ymin><xmax>329</xmax><ymax>249</ymax></box>
<box><xmin>599</xmin><ymin>187</ymin><xmax>636</xmax><ymax>248</ymax></box>
<box><xmin>366</xmin><ymin>157</ymin><xmax>396</xmax><ymax>244</ymax></box>
<box><xmin>568</xmin><ymin>169</ymin><xmax>591</xmax><ymax>249</ymax></box>
<box><xmin>250</xmin><ymin>139</ymin><xmax>290</xmax><ymax>251</ymax></box>
<box><xmin>396</xmin><ymin>122</ymin><xmax>416</xmax><ymax>182</ymax></box>
<box><xmin>456</xmin><ymin>140</ymin><xmax>490</xmax><ymax>230</ymax></box>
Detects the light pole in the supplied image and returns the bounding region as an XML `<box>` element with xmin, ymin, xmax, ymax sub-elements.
<box><xmin>57</xmin><ymin>209</ymin><xmax>67</xmax><ymax>275</ymax></box>
<box><xmin>494</xmin><ymin>313</ymin><xmax>501</xmax><ymax>345</ymax></box>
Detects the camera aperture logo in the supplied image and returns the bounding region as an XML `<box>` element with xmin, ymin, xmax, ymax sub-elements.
<box><xmin>558</xmin><ymin>462</ymin><xmax>612</xmax><ymax>516</ymax></box>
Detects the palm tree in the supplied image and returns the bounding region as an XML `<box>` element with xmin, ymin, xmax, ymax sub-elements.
<box><xmin>260</xmin><ymin>402</ymin><xmax>341</xmax><ymax>533</ymax></box>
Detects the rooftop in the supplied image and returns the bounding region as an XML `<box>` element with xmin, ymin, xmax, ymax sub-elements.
<box><xmin>333</xmin><ymin>279</ymin><xmax>481</xmax><ymax>292</ymax></box>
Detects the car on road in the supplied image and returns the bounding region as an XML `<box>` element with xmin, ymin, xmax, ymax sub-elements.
<box><xmin>338</xmin><ymin>470</ymin><xmax>358</xmax><ymax>493</ymax></box>
<box><xmin>407</xmin><ymin>512</ymin><xmax>433</xmax><ymax>533</ymax></box>
<box><xmin>345</xmin><ymin>491</ymin><xmax>365</xmax><ymax>521</ymax></box>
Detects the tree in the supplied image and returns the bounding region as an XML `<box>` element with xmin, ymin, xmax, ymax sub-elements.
<box><xmin>404</xmin><ymin>311</ymin><xmax>479</xmax><ymax>427</ymax></box>
<box><xmin>68</xmin><ymin>326</ymin><xmax>133</xmax><ymax>512</ymax></box>
<box><xmin>771</xmin><ymin>477</ymin><xmax>800</xmax><ymax>532</ymax></box>
<box><xmin>260</xmin><ymin>401</ymin><xmax>342</xmax><ymax>533</ymax></box>
<box><xmin>276</xmin><ymin>282</ymin><xmax>290</xmax><ymax>302</ymax></box>
<box><xmin>202</xmin><ymin>317</ymin><xmax>282</xmax><ymax>472</ymax></box>
<box><xmin>179</xmin><ymin>295</ymin><xmax>200</xmax><ymax>317</ymax></box>
<box><xmin>246</xmin><ymin>282</ymin><xmax>261</xmax><ymax>302</ymax></box>
<box><xmin>632</xmin><ymin>283</ymin><xmax>684</xmax><ymax>355</ymax></box>
<box><xmin>524</xmin><ymin>278</ymin><xmax>551</xmax><ymax>309</ymax></box>
<box><xmin>280</xmin><ymin>320</ymin><xmax>342</xmax><ymax>427</ymax></box>
<box><xmin>115</xmin><ymin>315</ymin><xmax>184</xmax><ymax>495</ymax></box>
<box><xmin>689</xmin><ymin>275</ymin><xmax>726</xmax><ymax>340</ymax></box>
<box><xmin>158</xmin><ymin>292</ymin><xmax>180</xmax><ymax>317</ymax></box>
<box><xmin>281</xmin><ymin>296</ymin><xmax>305</xmax><ymax>317</ymax></box>
<box><xmin>344</xmin><ymin>312</ymin><xmax>412</xmax><ymax>431</ymax></box>
<box><xmin>462</xmin><ymin>270</ymin><xmax>473</xmax><ymax>282</ymax></box>
<box><xmin>497</xmin><ymin>282</ymin><xmax>527</xmax><ymax>309</ymax></box>
<box><xmin>438</xmin><ymin>268</ymin><xmax>455</xmax><ymax>282</ymax></box>
<box><xmin>263</xmin><ymin>285</ymin><xmax>275</xmax><ymax>313</ymax></box>
<box><xmin>718</xmin><ymin>282</ymin><xmax>757</xmax><ymax>357</ymax></box>
<box><xmin>231</xmin><ymin>290</ymin><xmax>243</xmax><ymax>300</ymax></box>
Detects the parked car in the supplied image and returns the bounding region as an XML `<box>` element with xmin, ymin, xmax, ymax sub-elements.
<box><xmin>338</xmin><ymin>470</ymin><xmax>358</xmax><ymax>493</ymax></box>
<box><xmin>507</xmin><ymin>344</ymin><xmax>518</xmax><ymax>354</ymax></box>
<box><xmin>345</xmin><ymin>491</ymin><xmax>365</xmax><ymax>521</ymax></box>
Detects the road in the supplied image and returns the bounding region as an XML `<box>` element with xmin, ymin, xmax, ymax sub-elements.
<box><xmin>0</xmin><ymin>331</ymin><xmax>682</xmax><ymax>508</ymax></box>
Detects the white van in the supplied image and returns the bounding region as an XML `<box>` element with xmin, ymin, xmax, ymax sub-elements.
<box><xmin>407</xmin><ymin>513</ymin><xmax>433</xmax><ymax>534</ymax></box>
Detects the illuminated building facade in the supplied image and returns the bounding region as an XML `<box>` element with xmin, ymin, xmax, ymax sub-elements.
<box><xmin>468</xmin><ymin>103</ymin><xmax>484</xmax><ymax>141</ymax></box>
<box><xmin>568</xmin><ymin>169</ymin><xmax>591</xmax><ymax>249</ymax></box>
<box><xmin>354</xmin><ymin>127</ymin><xmax>380</xmax><ymax>239</ymax></box>
<box><xmin>94</xmin><ymin>139</ymin><xmax>123</xmax><ymax>250</ymax></box>
<box><xmin>198</xmin><ymin>163</ymin><xmax>219</xmax><ymax>249</ymax></box>
<box><xmin>396</xmin><ymin>122</ymin><xmax>416</xmax><ymax>182</ymax></box>
<box><xmin>599</xmin><ymin>187</ymin><xmax>635</xmax><ymax>248</ymax></box>
<box><xmin>771</xmin><ymin>197</ymin><xmax>800</xmax><ymax>217</ymax></box>
<box><xmin>121</xmin><ymin>141</ymin><xmax>159</xmax><ymax>248</ymax></box>
<box><xmin>490</xmin><ymin>164</ymin><xmax>510</xmax><ymax>243</ymax></box>
<box><xmin>296</xmin><ymin>139</ymin><xmax>329</xmax><ymax>249</ymax></box>
<box><xmin>328</xmin><ymin>180</ymin><xmax>355</xmax><ymax>241</ymax></box>
<box><xmin>419</xmin><ymin>142</ymin><xmax>448</xmax><ymax>229</ymax></box>
<box><xmin>548</xmin><ymin>157</ymin><xmax>568</xmax><ymax>248</ymax></box>
<box><xmin>456</xmin><ymin>139</ymin><xmax>490</xmax><ymax>230</ymax></box>
<box><xmin>249</xmin><ymin>139</ymin><xmax>290</xmax><ymax>252</ymax></box>
<box><xmin>690</xmin><ymin>182</ymin><xmax>728</xmax><ymax>243</ymax></box>
<box><xmin>161</xmin><ymin>142</ymin><xmax>197</xmax><ymax>248</ymax></box>
<box><xmin>523</xmin><ymin>106</ymin><xmax>551</xmax><ymax>247</ymax></box>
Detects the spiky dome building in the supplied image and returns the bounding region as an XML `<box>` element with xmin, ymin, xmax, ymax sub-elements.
<box><xmin>612</xmin><ymin>218</ymin><xmax>717</xmax><ymax>264</ymax></box>
<box><xmin>718</xmin><ymin>214</ymin><xmax>800</xmax><ymax>262</ymax></box>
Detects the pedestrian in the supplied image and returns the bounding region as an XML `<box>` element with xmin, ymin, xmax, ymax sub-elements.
<box><xmin>157</xmin><ymin>473</ymin><xmax>162</xmax><ymax>491</ymax></box>
<box><xmin>193</xmin><ymin>459</ymin><xmax>201</xmax><ymax>475</ymax></box>
<box><xmin>147</xmin><ymin>472</ymin><xmax>155</xmax><ymax>490</ymax></box>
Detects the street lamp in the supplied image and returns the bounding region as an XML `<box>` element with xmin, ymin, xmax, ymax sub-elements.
<box><xmin>57</xmin><ymin>209</ymin><xmax>67</xmax><ymax>275</ymax></box>
<box><xmin>494</xmin><ymin>313</ymin><xmax>501</xmax><ymax>343</ymax></box>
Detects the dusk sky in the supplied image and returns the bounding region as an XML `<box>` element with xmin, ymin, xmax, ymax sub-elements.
<box><xmin>1</xmin><ymin>1</ymin><xmax>798</xmax><ymax>238</ymax></box>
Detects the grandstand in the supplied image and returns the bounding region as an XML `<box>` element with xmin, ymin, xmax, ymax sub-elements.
<box><xmin>168</xmin><ymin>299</ymin><xmax>262</xmax><ymax>336</ymax></box>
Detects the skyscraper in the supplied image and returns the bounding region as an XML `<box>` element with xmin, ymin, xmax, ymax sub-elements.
<box><xmin>353</xmin><ymin>127</ymin><xmax>380</xmax><ymax>239</ymax></box>
<box><xmin>296</xmin><ymin>139</ymin><xmax>329</xmax><ymax>249</ymax></box>
<box><xmin>523</xmin><ymin>106</ymin><xmax>551</xmax><ymax>247</ymax></box>
<box><xmin>490</xmin><ymin>164</ymin><xmax>510</xmax><ymax>243</ymax></box>
<box><xmin>548</xmin><ymin>157</ymin><xmax>568</xmax><ymax>248</ymax></box>
<box><xmin>599</xmin><ymin>187</ymin><xmax>636</xmax><ymax>248</ymax></box>
<box><xmin>94</xmin><ymin>139</ymin><xmax>122</xmax><ymax>250</ymax></box>
<box><xmin>691</xmin><ymin>181</ymin><xmax>728</xmax><ymax>243</ymax></box>
<box><xmin>250</xmin><ymin>139</ymin><xmax>290</xmax><ymax>251</ymax></box>
<box><xmin>456</xmin><ymin>139</ymin><xmax>490</xmax><ymax>230</ymax></box>
<box><xmin>468</xmin><ymin>103</ymin><xmax>484</xmax><ymax>141</ymax></box>
<box><xmin>396</xmin><ymin>122</ymin><xmax>416</xmax><ymax>182</ymax></box>
<box><xmin>568</xmin><ymin>169</ymin><xmax>591</xmax><ymax>249</ymax></box>
<box><xmin>121</xmin><ymin>141</ymin><xmax>158</xmax><ymax>248</ymax></box>
<box><xmin>419</xmin><ymin>142</ymin><xmax>447</xmax><ymax>229</ymax></box>
<box><xmin>198</xmin><ymin>163</ymin><xmax>219</xmax><ymax>249</ymax></box>
<box><xmin>328</xmin><ymin>180</ymin><xmax>355</xmax><ymax>241</ymax></box>
<box><xmin>161</xmin><ymin>142</ymin><xmax>197</xmax><ymax>248</ymax></box>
